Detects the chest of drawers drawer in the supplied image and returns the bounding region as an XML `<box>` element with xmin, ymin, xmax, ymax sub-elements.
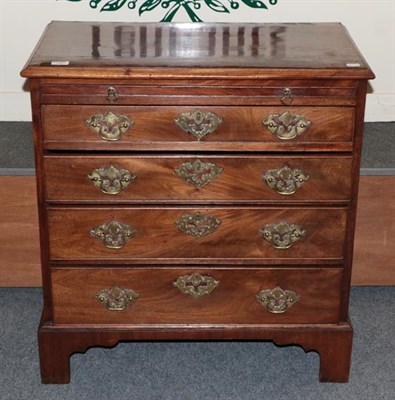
<box><xmin>44</xmin><ymin>155</ymin><xmax>353</xmax><ymax>203</ymax></box>
<box><xmin>47</xmin><ymin>207</ymin><xmax>347</xmax><ymax>263</ymax></box>
<box><xmin>51</xmin><ymin>267</ymin><xmax>343</xmax><ymax>325</ymax></box>
<box><xmin>21</xmin><ymin>21</ymin><xmax>374</xmax><ymax>383</ymax></box>
<box><xmin>41</xmin><ymin>105</ymin><xmax>355</xmax><ymax>151</ymax></box>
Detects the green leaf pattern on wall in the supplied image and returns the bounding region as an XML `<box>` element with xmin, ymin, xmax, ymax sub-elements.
<box><xmin>66</xmin><ymin>0</ymin><xmax>279</xmax><ymax>22</ymax></box>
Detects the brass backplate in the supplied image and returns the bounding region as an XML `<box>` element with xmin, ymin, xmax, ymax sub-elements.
<box><xmin>260</xmin><ymin>221</ymin><xmax>306</xmax><ymax>249</ymax></box>
<box><xmin>262</xmin><ymin>165</ymin><xmax>309</xmax><ymax>195</ymax></box>
<box><xmin>96</xmin><ymin>285</ymin><xmax>139</xmax><ymax>311</ymax></box>
<box><xmin>85</xmin><ymin>110</ymin><xmax>133</xmax><ymax>141</ymax></box>
<box><xmin>88</xmin><ymin>164</ymin><xmax>136</xmax><ymax>195</ymax></box>
<box><xmin>256</xmin><ymin>286</ymin><xmax>299</xmax><ymax>313</ymax></box>
<box><xmin>174</xmin><ymin>159</ymin><xmax>223</xmax><ymax>189</ymax></box>
<box><xmin>173</xmin><ymin>273</ymin><xmax>219</xmax><ymax>298</ymax></box>
<box><xmin>174</xmin><ymin>109</ymin><xmax>223</xmax><ymax>140</ymax></box>
<box><xmin>175</xmin><ymin>212</ymin><xmax>222</xmax><ymax>239</ymax></box>
<box><xmin>90</xmin><ymin>220</ymin><xmax>137</xmax><ymax>249</ymax></box>
<box><xmin>262</xmin><ymin>111</ymin><xmax>311</xmax><ymax>140</ymax></box>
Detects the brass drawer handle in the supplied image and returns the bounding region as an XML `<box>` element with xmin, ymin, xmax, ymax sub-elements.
<box><xmin>85</xmin><ymin>110</ymin><xmax>133</xmax><ymax>141</ymax></box>
<box><xmin>96</xmin><ymin>285</ymin><xmax>139</xmax><ymax>311</ymax></box>
<box><xmin>173</xmin><ymin>273</ymin><xmax>220</xmax><ymax>298</ymax></box>
<box><xmin>262</xmin><ymin>111</ymin><xmax>311</xmax><ymax>140</ymax></box>
<box><xmin>88</xmin><ymin>165</ymin><xmax>136</xmax><ymax>195</ymax></box>
<box><xmin>175</xmin><ymin>212</ymin><xmax>222</xmax><ymax>239</ymax></box>
<box><xmin>174</xmin><ymin>109</ymin><xmax>223</xmax><ymax>140</ymax></box>
<box><xmin>174</xmin><ymin>159</ymin><xmax>224</xmax><ymax>189</ymax></box>
<box><xmin>260</xmin><ymin>221</ymin><xmax>306</xmax><ymax>249</ymax></box>
<box><xmin>262</xmin><ymin>165</ymin><xmax>309</xmax><ymax>195</ymax></box>
<box><xmin>90</xmin><ymin>220</ymin><xmax>137</xmax><ymax>249</ymax></box>
<box><xmin>105</xmin><ymin>86</ymin><xmax>119</xmax><ymax>103</ymax></box>
<box><xmin>256</xmin><ymin>286</ymin><xmax>299</xmax><ymax>313</ymax></box>
<box><xmin>280</xmin><ymin>87</ymin><xmax>294</xmax><ymax>105</ymax></box>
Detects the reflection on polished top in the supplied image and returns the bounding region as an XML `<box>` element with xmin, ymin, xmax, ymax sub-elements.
<box><xmin>21</xmin><ymin>21</ymin><xmax>374</xmax><ymax>78</ymax></box>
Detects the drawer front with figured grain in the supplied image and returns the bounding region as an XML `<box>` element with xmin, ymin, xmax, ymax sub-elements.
<box><xmin>47</xmin><ymin>207</ymin><xmax>347</xmax><ymax>263</ymax></box>
<box><xmin>44</xmin><ymin>155</ymin><xmax>353</xmax><ymax>203</ymax></box>
<box><xmin>41</xmin><ymin>105</ymin><xmax>354</xmax><ymax>151</ymax></box>
<box><xmin>51</xmin><ymin>267</ymin><xmax>343</xmax><ymax>325</ymax></box>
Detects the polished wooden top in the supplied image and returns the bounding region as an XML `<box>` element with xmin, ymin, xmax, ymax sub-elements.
<box><xmin>21</xmin><ymin>21</ymin><xmax>374</xmax><ymax>79</ymax></box>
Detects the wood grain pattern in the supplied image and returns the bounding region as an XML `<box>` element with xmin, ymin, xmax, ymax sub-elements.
<box><xmin>42</xmin><ymin>105</ymin><xmax>354</xmax><ymax>151</ymax></box>
<box><xmin>352</xmin><ymin>176</ymin><xmax>395</xmax><ymax>285</ymax></box>
<box><xmin>0</xmin><ymin>176</ymin><xmax>390</xmax><ymax>286</ymax></box>
<box><xmin>44</xmin><ymin>155</ymin><xmax>353</xmax><ymax>203</ymax></box>
<box><xmin>47</xmin><ymin>207</ymin><xmax>347</xmax><ymax>263</ymax></box>
<box><xmin>0</xmin><ymin>177</ymin><xmax>41</xmax><ymax>287</ymax></box>
<box><xmin>51</xmin><ymin>267</ymin><xmax>342</xmax><ymax>325</ymax></box>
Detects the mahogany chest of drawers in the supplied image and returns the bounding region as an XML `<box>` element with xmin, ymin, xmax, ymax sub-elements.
<box><xmin>21</xmin><ymin>21</ymin><xmax>374</xmax><ymax>384</ymax></box>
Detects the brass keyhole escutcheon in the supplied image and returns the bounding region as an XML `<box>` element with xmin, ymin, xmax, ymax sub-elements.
<box><xmin>174</xmin><ymin>109</ymin><xmax>223</xmax><ymax>140</ymax></box>
<box><xmin>90</xmin><ymin>220</ymin><xmax>137</xmax><ymax>249</ymax></box>
<box><xmin>173</xmin><ymin>273</ymin><xmax>220</xmax><ymax>298</ymax></box>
